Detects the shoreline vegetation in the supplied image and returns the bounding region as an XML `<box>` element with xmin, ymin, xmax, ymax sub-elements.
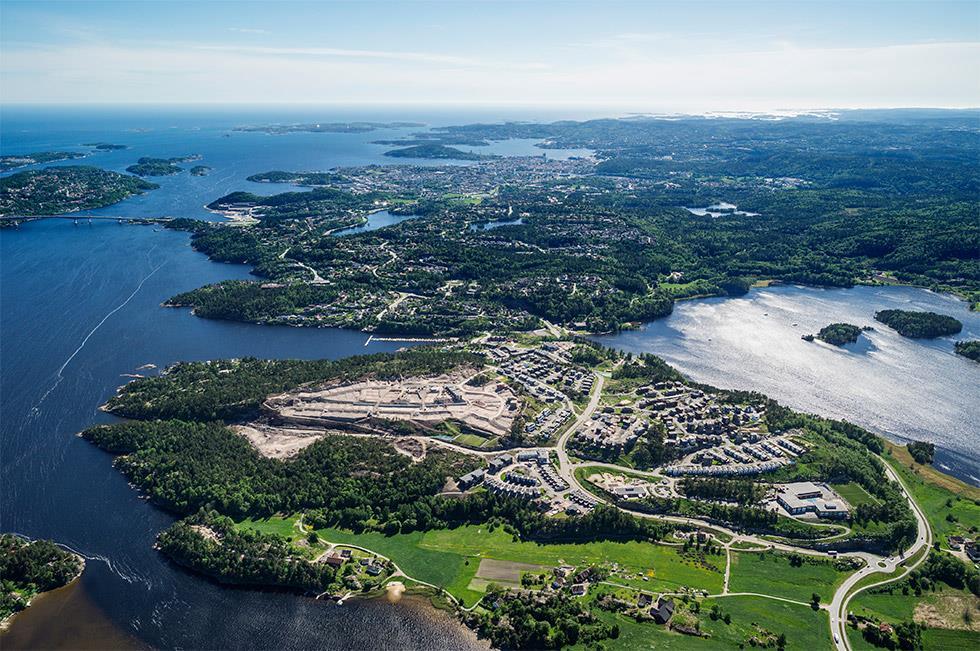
<box><xmin>0</xmin><ymin>534</ymin><xmax>86</xmax><ymax>631</ymax></box>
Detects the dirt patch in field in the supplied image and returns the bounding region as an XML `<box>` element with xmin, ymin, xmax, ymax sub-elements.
<box><xmin>915</xmin><ymin>592</ymin><xmax>980</xmax><ymax>632</ymax></box>
<box><xmin>476</xmin><ymin>558</ymin><xmax>547</xmax><ymax>583</ymax></box>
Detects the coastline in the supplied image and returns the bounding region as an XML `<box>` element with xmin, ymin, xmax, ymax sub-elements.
<box><xmin>0</xmin><ymin>544</ymin><xmax>85</xmax><ymax>633</ymax></box>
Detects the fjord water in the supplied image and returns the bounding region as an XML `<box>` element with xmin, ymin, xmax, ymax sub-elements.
<box><xmin>0</xmin><ymin>106</ymin><xmax>496</xmax><ymax>649</ymax></box>
<box><xmin>596</xmin><ymin>285</ymin><xmax>980</xmax><ymax>484</ymax></box>
<box><xmin>0</xmin><ymin>218</ymin><xmax>486</xmax><ymax>650</ymax></box>
<box><xmin>1</xmin><ymin>106</ymin><xmax>978</xmax><ymax>648</ymax></box>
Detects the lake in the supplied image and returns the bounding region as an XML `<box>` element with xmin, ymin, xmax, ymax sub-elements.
<box><xmin>594</xmin><ymin>284</ymin><xmax>980</xmax><ymax>484</ymax></box>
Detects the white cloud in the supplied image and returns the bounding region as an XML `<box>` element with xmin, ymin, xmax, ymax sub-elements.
<box><xmin>227</xmin><ymin>27</ymin><xmax>269</xmax><ymax>35</ymax></box>
<box><xmin>195</xmin><ymin>44</ymin><xmax>478</xmax><ymax>66</ymax></box>
<box><xmin>2</xmin><ymin>39</ymin><xmax>977</xmax><ymax>109</ymax></box>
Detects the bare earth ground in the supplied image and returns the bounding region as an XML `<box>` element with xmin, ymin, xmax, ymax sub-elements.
<box><xmin>264</xmin><ymin>372</ymin><xmax>519</xmax><ymax>438</ymax></box>
<box><xmin>232</xmin><ymin>423</ymin><xmax>327</xmax><ymax>459</ymax></box>
<box><xmin>475</xmin><ymin>559</ymin><xmax>547</xmax><ymax>583</ymax></box>
<box><xmin>914</xmin><ymin>593</ymin><xmax>980</xmax><ymax>632</ymax></box>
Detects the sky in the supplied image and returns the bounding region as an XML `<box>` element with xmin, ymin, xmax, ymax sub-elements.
<box><xmin>1</xmin><ymin>0</ymin><xmax>978</xmax><ymax>111</ymax></box>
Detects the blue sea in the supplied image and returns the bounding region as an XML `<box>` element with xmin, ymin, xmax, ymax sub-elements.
<box><xmin>1</xmin><ymin>105</ymin><xmax>977</xmax><ymax>649</ymax></box>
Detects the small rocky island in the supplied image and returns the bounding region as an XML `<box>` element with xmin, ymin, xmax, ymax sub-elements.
<box><xmin>190</xmin><ymin>165</ymin><xmax>212</xmax><ymax>176</ymax></box>
<box><xmin>126</xmin><ymin>156</ymin><xmax>201</xmax><ymax>177</ymax></box>
<box><xmin>954</xmin><ymin>340</ymin><xmax>980</xmax><ymax>361</ymax></box>
<box><xmin>802</xmin><ymin>322</ymin><xmax>868</xmax><ymax>346</ymax></box>
<box><xmin>83</xmin><ymin>142</ymin><xmax>129</xmax><ymax>151</ymax></box>
<box><xmin>1</xmin><ymin>534</ymin><xmax>85</xmax><ymax>629</ymax></box>
<box><xmin>874</xmin><ymin>309</ymin><xmax>963</xmax><ymax>338</ymax></box>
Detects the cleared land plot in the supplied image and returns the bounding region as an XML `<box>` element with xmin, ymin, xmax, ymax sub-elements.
<box><xmin>265</xmin><ymin>373</ymin><xmax>518</xmax><ymax>438</ymax></box>
<box><xmin>475</xmin><ymin>558</ymin><xmax>545</xmax><ymax>583</ymax></box>
<box><xmin>232</xmin><ymin>423</ymin><xmax>326</xmax><ymax>459</ymax></box>
<box><xmin>729</xmin><ymin>551</ymin><xmax>850</xmax><ymax>603</ymax></box>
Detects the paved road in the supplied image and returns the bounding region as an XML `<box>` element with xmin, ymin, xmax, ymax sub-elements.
<box><xmin>555</xmin><ymin>371</ymin><xmax>606</xmax><ymax>484</ymax></box>
<box><xmin>828</xmin><ymin>458</ymin><xmax>932</xmax><ymax>650</ymax></box>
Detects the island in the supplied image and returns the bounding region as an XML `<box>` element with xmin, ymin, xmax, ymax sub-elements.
<box><xmin>126</xmin><ymin>156</ymin><xmax>199</xmax><ymax>177</ymax></box>
<box><xmin>1</xmin><ymin>534</ymin><xmax>85</xmax><ymax>630</ymax></box>
<box><xmin>874</xmin><ymin>309</ymin><xmax>963</xmax><ymax>338</ymax></box>
<box><xmin>383</xmin><ymin>144</ymin><xmax>491</xmax><ymax>160</ymax></box>
<box><xmin>803</xmin><ymin>322</ymin><xmax>866</xmax><ymax>346</ymax></box>
<box><xmin>0</xmin><ymin>151</ymin><xmax>87</xmax><ymax>172</ymax></box>
<box><xmin>190</xmin><ymin>165</ymin><xmax>212</xmax><ymax>176</ymax></box>
<box><xmin>245</xmin><ymin>170</ymin><xmax>343</xmax><ymax>186</ymax></box>
<box><xmin>234</xmin><ymin>121</ymin><xmax>425</xmax><ymax>135</ymax></box>
<box><xmin>954</xmin><ymin>340</ymin><xmax>980</xmax><ymax>361</ymax></box>
<box><xmin>0</xmin><ymin>166</ymin><xmax>158</xmax><ymax>217</ymax></box>
<box><xmin>82</xmin><ymin>142</ymin><xmax>129</xmax><ymax>151</ymax></box>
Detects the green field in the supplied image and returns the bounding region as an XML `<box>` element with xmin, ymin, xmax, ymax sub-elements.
<box><xmin>452</xmin><ymin>433</ymin><xmax>491</xmax><ymax>448</ymax></box>
<box><xmin>884</xmin><ymin>457</ymin><xmax>980</xmax><ymax>549</ymax></box>
<box><xmin>250</xmin><ymin>521</ymin><xmax>729</xmax><ymax>605</ymax></box>
<box><xmin>240</xmin><ymin>515</ymin><xmax>300</xmax><ymax>539</ymax></box>
<box><xmin>420</xmin><ymin>525</ymin><xmax>724</xmax><ymax>594</ymax></box>
<box><xmin>728</xmin><ymin>551</ymin><xmax>852</xmax><ymax>603</ymax></box>
<box><xmin>832</xmin><ymin>482</ymin><xmax>880</xmax><ymax>508</ymax></box>
<box><xmin>583</xmin><ymin>593</ymin><xmax>833</xmax><ymax>650</ymax></box>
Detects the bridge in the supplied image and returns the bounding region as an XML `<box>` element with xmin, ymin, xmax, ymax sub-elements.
<box><xmin>0</xmin><ymin>214</ymin><xmax>176</xmax><ymax>225</ymax></box>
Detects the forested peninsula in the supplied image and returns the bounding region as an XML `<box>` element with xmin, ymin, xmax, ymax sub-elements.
<box><xmin>1</xmin><ymin>534</ymin><xmax>85</xmax><ymax>628</ymax></box>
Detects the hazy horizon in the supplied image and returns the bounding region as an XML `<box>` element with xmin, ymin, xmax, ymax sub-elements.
<box><xmin>2</xmin><ymin>0</ymin><xmax>977</xmax><ymax>110</ymax></box>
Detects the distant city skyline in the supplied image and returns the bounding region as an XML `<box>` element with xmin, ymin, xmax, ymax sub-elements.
<box><xmin>1</xmin><ymin>0</ymin><xmax>978</xmax><ymax>109</ymax></box>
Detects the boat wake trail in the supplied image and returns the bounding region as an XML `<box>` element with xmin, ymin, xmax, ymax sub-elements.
<box><xmin>29</xmin><ymin>261</ymin><xmax>166</xmax><ymax>417</ymax></box>
<box><xmin>9</xmin><ymin>534</ymin><xmax>151</xmax><ymax>587</ymax></box>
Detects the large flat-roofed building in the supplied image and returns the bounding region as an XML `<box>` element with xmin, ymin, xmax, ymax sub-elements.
<box><xmin>776</xmin><ymin>481</ymin><xmax>849</xmax><ymax>519</ymax></box>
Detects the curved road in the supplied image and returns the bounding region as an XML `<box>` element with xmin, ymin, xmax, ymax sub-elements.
<box><xmin>828</xmin><ymin>459</ymin><xmax>932</xmax><ymax>650</ymax></box>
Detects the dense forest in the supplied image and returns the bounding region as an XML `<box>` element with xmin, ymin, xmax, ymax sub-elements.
<box><xmin>1</xmin><ymin>534</ymin><xmax>84</xmax><ymax>622</ymax></box>
<box><xmin>463</xmin><ymin>586</ymin><xmax>619</xmax><ymax>649</ymax></box>
<box><xmin>104</xmin><ymin>350</ymin><xmax>483</xmax><ymax>421</ymax></box>
<box><xmin>874</xmin><ymin>309</ymin><xmax>963</xmax><ymax>338</ymax></box>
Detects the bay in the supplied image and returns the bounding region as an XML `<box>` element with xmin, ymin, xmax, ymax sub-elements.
<box><xmin>594</xmin><ymin>284</ymin><xmax>980</xmax><ymax>485</ymax></box>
